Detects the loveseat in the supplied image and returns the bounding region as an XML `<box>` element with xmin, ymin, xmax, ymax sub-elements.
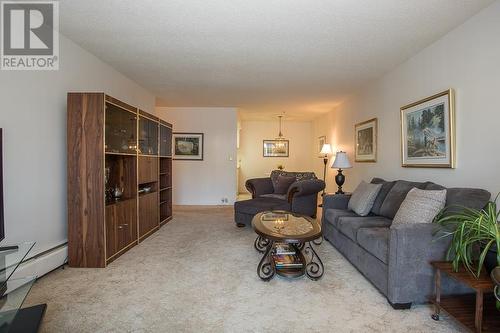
<box><xmin>321</xmin><ymin>178</ymin><xmax>490</xmax><ymax>308</ymax></box>
<box><xmin>234</xmin><ymin>170</ymin><xmax>325</xmax><ymax>227</ymax></box>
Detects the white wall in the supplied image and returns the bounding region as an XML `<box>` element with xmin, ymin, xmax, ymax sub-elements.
<box><xmin>156</xmin><ymin>107</ymin><xmax>238</xmax><ymax>205</ymax></box>
<box><xmin>0</xmin><ymin>34</ymin><xmax>156</xmax><ymax>261</ymax></box>
<box><xmin>313</xmin><ymin>1</ymin><xmax>500</xmax><ymax>196</ymax></box>
<box><xmin>238</xmin><ymin>120</ymin><xmax>314</xmax><ymax>193</ymax></box>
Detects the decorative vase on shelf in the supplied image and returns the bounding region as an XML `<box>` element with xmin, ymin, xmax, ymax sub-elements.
<box><xmin>112</xmin><ymin>186</ymin><xmax>123</xmax><ymax>199</ymax></box>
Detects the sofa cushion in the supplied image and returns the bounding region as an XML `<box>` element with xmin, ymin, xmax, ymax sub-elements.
<box><xmin>445</xmin><ymin>188</ymin><xmax>491</xmax><ymax>211</ymax></box>
<box><xmin>379</xmin><ymin>180</ymin><xmax>428</xmax><ymax>219</ymax></box>
<box><xmin>392</xmin><ymin>188</ymin><xmax>447</xmax><ymax>226</ymax></box>
<box><xmin>260</xmin><ymin>193</ymin><xmax>287</xmax><ymax>200</ymax></box>
<box><xmin>357</xmin><ymin>227</ymin><xmax>390</xmax><ymax>264</ymax></box>
<box><xmin>270</xmin><ymin>170</ymin><xmax>317</xmax><ymax>184</ymax></box>
<box><xmin>336</xmin><ymin>216</ymin><xmax>392</xmax><ymax>242</ymax></box>
<box><xmin>348</xmin><ymin>181</ymin><xmax>382</xmax><ymax>216</ymax></box>
<box><xmin>424</xmin><ymin>183</ymin><xmax>491</xmax><ymax>212</ymax></box>
<box><xmin>425</xmin><ymin>182</ymin><xmax>446</xmax><ymax>190</ymax></box>
<box><xmin>323</xmin><ymin>209</ymin><xmax>358</xmax><ymax>227</ymax></box>
<box><xmin>272</xmin><ymin>175</ymin><xmax>296</xmax><ymax>194</ymax></box>
<box><xmin>234</xmin><ymin>197</ymin><xmax>290</xmax><ymax>215</ymax></box>
<box><xmin>370</xmin><ymin>178</ymin><xmax>396</xmax><ymax>215</ymax></box>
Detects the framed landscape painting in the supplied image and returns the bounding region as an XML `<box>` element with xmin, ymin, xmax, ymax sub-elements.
<box><xmin>400</xmin><ymin>89</ymin><xmax>455</xmax><ymax>168</ymax></box>
<box><xmin>263</xmin><ymin>140</ymin><xmax>289</xmax><ymax>157</ymax></box>
<box><xmin>173</xmin><ymin>133</ymin><xmax>204</xmax><ymax>160</ymax></box>
<box><xmin>355</xmin><ymin>118</ymin><xmax>377</xmax><ymax>162</ymax></box>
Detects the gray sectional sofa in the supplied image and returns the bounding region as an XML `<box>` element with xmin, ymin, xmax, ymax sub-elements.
<box><xmin>321</xmin><ymin>178</ymin><xmax>490</xmax><ymax>309</ymax></box>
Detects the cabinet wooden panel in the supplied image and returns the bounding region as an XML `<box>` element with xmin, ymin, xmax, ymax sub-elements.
<box><xmin>67</xmin><ymin>93</ymin><xmax>106</xmax><ymax>268</ymax></box>
<box><xmin>116</xmin><ymin>199</ymin><xmax>137</xmax><ymax>250</ymax></box>
<box><xmin>139</xmin><ymin>192</ymin><xmax>158</xmax><ymax>238</ymax></box>
<box><xmin>105</xmin><ymin>205</ymin><xmax>117</xmax><ymax>259</ymax></box>
<box><xmin>105</xmin><ymin>199</ymin><xmax>137</xmax><ymax>260</ymax></box>
<box><xmin>138</xmin><ymin>156</ymin><xmax>158</xmax><ymax>184</ymax></box>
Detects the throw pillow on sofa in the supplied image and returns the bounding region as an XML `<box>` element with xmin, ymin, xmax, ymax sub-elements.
<box><xmin>348</xmin><ymin>181</ymin><xmax>383</xmax><ymax>216</ymax></box>
<box><xmin>272</xmin><ymin>175</ymin><xmax>296</xmax><ymax>194</ymax></box>
<box><xmin>392</xmin><ymin>188</ymin><xmax>447</xmax><ymax>226</ymax></box>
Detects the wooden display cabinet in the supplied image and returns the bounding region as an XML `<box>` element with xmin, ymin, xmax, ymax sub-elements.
<box><xmin>67</xmin><ymin>93</ymin><xmax>173</xmax><ymax>268</ymax></box>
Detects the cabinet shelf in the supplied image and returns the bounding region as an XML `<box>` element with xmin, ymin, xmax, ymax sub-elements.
<box><xmin>105</xmin><ymin>197</ymin><xmax>135</xmax><ymax>206</ymax></box>
<box><xmin>105</xmin><ymin>151</ymin><xmax>137</xmax><ymax>156</ymax></box>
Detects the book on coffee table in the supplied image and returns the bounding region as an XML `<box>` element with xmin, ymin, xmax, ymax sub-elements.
<box><xmin>273</xmin><ymin>254</ymin><xmax>303</xmax><ymax>268</ymax></box>
<box><xmin>274</xmin><ymin>242</ymin><xmax>296</xmax><ymax>255</ymax></box>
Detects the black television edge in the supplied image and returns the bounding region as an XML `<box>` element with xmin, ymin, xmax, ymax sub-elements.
<box><xmin>0</xmin><ymin>128</ymin><xmax>4</xmax><ymax>242</ymax></box>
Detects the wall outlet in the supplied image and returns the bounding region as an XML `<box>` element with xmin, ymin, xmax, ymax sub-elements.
<box><xmin>221</xmin><ymin>197</ymin><xmax>229</xmax><ymax>204</ymax></box>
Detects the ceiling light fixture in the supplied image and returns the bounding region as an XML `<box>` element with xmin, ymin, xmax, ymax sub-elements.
<box><xmin>275</xmin><ymin>114</ymin><xmax>286</xmax><ymax>147</ymax></box>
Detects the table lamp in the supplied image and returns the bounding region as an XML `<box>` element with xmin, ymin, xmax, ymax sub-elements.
<box><xmin>319</xmin><ymin>144</ymin><xmax>333</xmax><ymax>196</ymax></box>
<box><xmin>331</xmin><ymin>151</ymin><xmax>352</xmax><ymax>194</ymax></box>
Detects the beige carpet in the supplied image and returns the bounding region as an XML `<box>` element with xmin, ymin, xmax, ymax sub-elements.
<box><xmin>25</xmin><ymin>206</ymin><xmax>465</xmax><ymax>333</ymax></box>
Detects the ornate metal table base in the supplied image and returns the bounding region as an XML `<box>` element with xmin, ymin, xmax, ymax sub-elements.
<box><xmin>254</xmin><ymin>236</ymin><xmax>324</xmax><ymax>281</ymax></box>
<box><xmin>303</xmin><ymin>241</ymin><xmax>324</xmax><ymax>280</ymax></box>
<box><xmin>254</xmin><ymin>235</ymin><xmax>270</xmax><ymax>253</ymax></box>
<box><xmin>257</xmin><ymin>240</ymin><xmax>275</xmax><ymax>281</ymax></box>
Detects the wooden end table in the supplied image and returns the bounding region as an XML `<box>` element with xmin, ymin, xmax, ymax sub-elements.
<box><xmin>431</xmin><ymin>261</ymin><xmax>499</xmax><ymax>332</ymax></box>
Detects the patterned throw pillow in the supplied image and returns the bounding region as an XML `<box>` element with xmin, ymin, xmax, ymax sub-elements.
<box><xmin>391</xmin><ymin>188</ymin><xmax>447</xmax><ymax>226</ymax></box>
<box><xmin>348</xmin><ymin>181</ymin><xmax>383</xmax><ymax>216</ymax></box>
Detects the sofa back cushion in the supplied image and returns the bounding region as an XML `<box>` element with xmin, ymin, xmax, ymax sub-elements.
<box><xmin>370</xmin><ymin>178</ymin><xmax>396</xmax><ymax>215</ymax></box>
<box><xmin>270</xmin><ymin>170</ymin><xmax>317</xmax><ymax>184</ymax></box>
<box><xmin>348</xmin><ymin>181</ymin><xmax>383</xmax><ymax>216</ymax></box>
<box><xmin>272</xmin><ymin>175</ymin><xmax>296</xmax><ymax>194</ymax></box>
<box><xmin>445</xmin><ymin>188</ymin><xmax>491</xmax><ymax>212</ymax></box>
<box><xmin>379</xmin><ymin>180</ymin><xmax>428</xmax><ymax>219</ymax></box>
<box><xmin>425</xmin><ymin>182</ymin><xmax>491</xmax><ymax>211</ymax></box>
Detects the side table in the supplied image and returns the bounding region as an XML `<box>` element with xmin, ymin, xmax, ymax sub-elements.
<box><xmin>430</xmin><ymin>261</ymin><xmax>499</xmax><ymax>332</ymax></box>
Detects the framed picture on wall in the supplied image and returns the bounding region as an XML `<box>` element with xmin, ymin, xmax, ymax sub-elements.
<box><xmin>400</xmin><ymin>89</ymin><xmax>455</xmax><ymax>168</ymax></box>
<box><xmin>173</xmin><ymin>133</ymin><xmax>204</xmax><ymax>160</ymax></box>
<box><xmin>355</xmin><ymin>118</ymin><xmax>377</xmax><ymax>162</ymax></box>
<box><xmin>318</xmin><ymin>136</ymin><xmax>326</xmax><ymax>157</ymax></box>
<box><xmin>263</xmin><ymin>140</ymin><xmax>289</xmax><ymax>157</ymax></box>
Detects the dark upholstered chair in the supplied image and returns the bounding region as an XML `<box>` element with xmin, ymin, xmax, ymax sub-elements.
<box><xmin>234</xmin><ymin>170</ymin><xmax>325</xmax><ymax>227</ymax></box>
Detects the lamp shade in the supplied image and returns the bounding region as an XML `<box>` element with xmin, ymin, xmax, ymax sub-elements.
<box><xmin>331</xmin><ymin>151</ymin><xmax>352</xmax><ymax>169</ymax></box>
<box><xmin>319</xmin><ymin>143</ymin><xmax>333</xmax><ymax>155</ymax></box>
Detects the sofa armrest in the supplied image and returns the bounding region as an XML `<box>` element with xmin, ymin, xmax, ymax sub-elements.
<box><xmin>287</xmin><ymin>179</ymin><xmax>325</xmax><ymax>202</ymax></box>
<box><xmin>388</xmin><ymin>223</ymin><xmax>450</xmax><ymax>304</ymax></box>
<box><xmin>245</xmin><ymin>177</ymin><xmax>274</xmax><ymax>198</ymax></box>
<box><xmin>322</xmin><ymin>194</ymin><xmax>351</xmax><ymax>210</ymax></box>
<box><xmin>321</xmin><ymin>194</ymin><xmax>351</xmax><ymax>223</ymax></box>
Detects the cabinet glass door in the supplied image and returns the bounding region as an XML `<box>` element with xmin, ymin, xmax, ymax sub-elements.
<box><xmin>138</xmin><ymin>116</ymin><xmax>158</xmax><ymax>155</ymax></box>
<box><xmin>159</xmin><ymin>125</ymin><xmax>172</xmax><ymax>157</ymax></box>
<box><xmin>105</xmin><ymin>103</ymin><xmax>137</xmax><ymax>154</ymax></box>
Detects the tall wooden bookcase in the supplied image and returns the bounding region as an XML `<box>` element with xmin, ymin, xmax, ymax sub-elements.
<box><xmin>67</xmin><ymin>93</ymin><xmax>173</xmax><ymax>268</ymax></box>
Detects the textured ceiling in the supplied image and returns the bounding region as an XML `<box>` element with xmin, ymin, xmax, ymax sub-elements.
<box><xmin>59</xmin><ymin>0</ymin><xmax>493</xmax><ymax>120</ymax></box>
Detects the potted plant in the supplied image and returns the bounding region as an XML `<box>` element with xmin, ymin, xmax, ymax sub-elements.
<box><xmin>434</xmin><ymin>197</ymin><xmax>499</xmax><ymax>278</ymax></box>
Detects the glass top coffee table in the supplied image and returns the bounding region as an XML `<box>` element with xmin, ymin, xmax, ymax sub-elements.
<box><xmin>252</xmin><ymin>211</ymin><xmax>324</xmax><ymax>281</ymax></box>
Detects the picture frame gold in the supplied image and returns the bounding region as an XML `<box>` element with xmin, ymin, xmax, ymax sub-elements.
<box><xmin>263</xmin><ymin>140</ymin><xmax>289</xmax><ymax>157</ymax></box>
<box><xmin>400</xmin><ymin>89</ymin><xmax>455</xmax><ymax>168</ymax></box>
<box><xmin>355</xmin><ymin>118</ymin><xmax>377</xmax><ymax>162</ymax></box>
